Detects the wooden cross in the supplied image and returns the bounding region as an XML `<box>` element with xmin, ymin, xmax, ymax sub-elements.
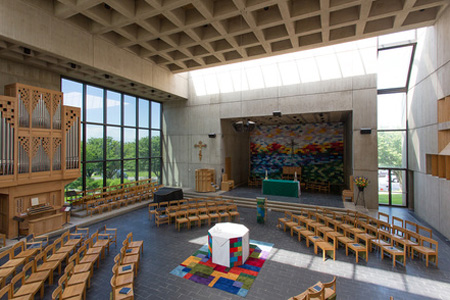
<box><xmin>194</xmin><ymin>141</ymin><xmax>207</xmax><ymax>161</ymax></box>
<box><xmin>287</xmin><ymin>139</ymin><xmax>298</xmax><ymax>157</ymax></box>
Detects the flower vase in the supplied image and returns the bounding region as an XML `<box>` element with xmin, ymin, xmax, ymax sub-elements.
<box><xmin>358</xmin><ymin>186</ymin><xmax>365</xmax><ymax>192</ymax></box>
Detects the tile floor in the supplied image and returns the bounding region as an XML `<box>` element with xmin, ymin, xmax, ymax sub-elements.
<box><xmin>32</xmin><ymin>203</ymin><xmax>450</xmax><ymax>300</ymax></box>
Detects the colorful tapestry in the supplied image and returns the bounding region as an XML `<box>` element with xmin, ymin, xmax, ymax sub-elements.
<box><xmin>250</xmin><ymin>123</ymin><xmax>344</xmax><ymax>185</ymax></box>
<box><xmin>170</xmin><ymin>240</ymin><xmax>274</xmax><ymax>297</ymax></box>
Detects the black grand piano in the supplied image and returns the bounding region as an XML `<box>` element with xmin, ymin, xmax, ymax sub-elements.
<box><xmin>153</xmin><ymin>187</ymin><xmax>183</xmax><ymax>203</ymax></box>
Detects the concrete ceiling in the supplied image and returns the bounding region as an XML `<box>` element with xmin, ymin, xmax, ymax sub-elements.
<box><xmin>228</xmin><ymin>111</ymin><xmax>350</xmax><ymax>126</ymax></box>
<box><xmin>52</xmin><ymin>0</ymin><xmax>448</xmax><ymax>73</ymax></box>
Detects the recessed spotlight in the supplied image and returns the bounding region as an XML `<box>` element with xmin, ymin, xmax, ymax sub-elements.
<box><xmin>104</xmin><ymin>4</ymin><xmax>111</xmax><ymax>9</ymax></box>
<box><xmin>104</xmin><ymin>74</ymin><xmax>110</xmax><ymax>79</ymax></box>
<box><xmin>23</xmin><ymin>48</ymin><xmax>31</xmax><ymax>55</ymax></box>
<box><xmin>420</xmin><ymin>8</ymin><xmax>425</xmax><ymax>12</ymax></box>
<box><xmin>264</xmin><ymin>6</ymin><xmax>269</xmax><ymax>11</ymax></box>
<box><xmin>130</xmin><ymin>83</ymin><xmax>135</xmax><ymax>87</ymax></box>
<box><xmin>168</xmin><ymin>95</ymin><xmax>171</xmax><ymax>98</ymax></box>
<box><xmin>151</xmin><ymin>89</ymin><xmax>155</xmax><ymax>93</ymax></box>
<box><xmin>70</xmin><ymin>63</ymin><xmax>77</xmax><ymax>69</ymax></box>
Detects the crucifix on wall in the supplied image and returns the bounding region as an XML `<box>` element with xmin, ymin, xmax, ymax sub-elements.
<box><xmin>194</xmin><ymin>141</ymin><xmax>207</xmax><ymax>161</ymax></box>
<box><xmin>287</xmin><ymin>139</ymin><xmax>298</xmax><ymax>164</ymax></box>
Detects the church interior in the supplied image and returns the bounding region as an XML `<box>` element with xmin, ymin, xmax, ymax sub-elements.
<box><xmin>0</xmin><ymin>0</ymin><xmax>449</xmax><ymax>299</ymax></box>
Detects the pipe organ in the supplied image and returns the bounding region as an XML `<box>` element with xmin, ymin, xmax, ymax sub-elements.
<box><xmin>0</xmin><ymin>83</ymin><xmax>81</xmax><ymax>238</ymax></box>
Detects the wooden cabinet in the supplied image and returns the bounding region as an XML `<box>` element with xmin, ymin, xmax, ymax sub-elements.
<box><xmin>195</xmin><ymin>169</ymin><xmax>216</xmax><ymax>192</ymax></box>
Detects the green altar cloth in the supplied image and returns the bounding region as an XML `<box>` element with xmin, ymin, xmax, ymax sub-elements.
<box><xmin>262</xmin><ymin>179</ymin><xmax>300</xmax><ymax>198</ymax></box>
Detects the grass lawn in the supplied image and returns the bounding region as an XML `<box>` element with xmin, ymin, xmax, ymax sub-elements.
<box><xmin>378</xmin><ymin>193</ymin><xmax>404</xmax><ymax>205</ymax></box>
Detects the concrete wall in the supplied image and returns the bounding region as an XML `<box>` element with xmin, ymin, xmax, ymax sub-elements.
<box><xmin>0</xmin><ymin>0</ymin><xmax>188</xmax><ymax>99</ymax></box>
<box><xmin>0</xmin><ymin>58</ymin><xmax>60</xmax><ymax>92</ymax></box>
<box><xmin>164</xmin><ymin>68</ymin><xmax>378</xmax><ymax>208</ymax></box>
<box><xmin>408</xmin><ymin>7</ymin><xmax>450</xmax><ymax>239</ymax></box>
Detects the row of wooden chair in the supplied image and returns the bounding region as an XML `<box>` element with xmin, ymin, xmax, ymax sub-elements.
<box><xmin>72</xmin><ymin>179</ymin><xmax>159</xmax><ymax>205</ymax></box>
<box><xmin>288</xmin><ymin>277</ymin><xmax>337</xmax><ymax>300</ymax></box>
<box><xmin>51</xmin><ymin>228</ymin><xmax>113</xmax><ymax>300</ymax></box>
<box><xmin>86</xmin><ymin>188</ymin><xmax>153</xmax><ymax>217</ymax></box>
<box><xmin>278</xmin><ymin>209</ymin><xmax>438</xmax><ymax>267</ymax></box>
<box><xmin>173</xmin><ymin>204</ymin><xmax>240</xmax><ymax>231</ymax></box>
<box><xmin>110</xmin><ymin>233</ymin><xmax>144</xmax><ymax>300</ymax></box>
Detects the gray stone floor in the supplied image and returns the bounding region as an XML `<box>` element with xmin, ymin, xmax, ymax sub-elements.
<box><xmin>35</xmin><ymin>205</ymin><xmax>450</xmax><ymax>300</ymax></box>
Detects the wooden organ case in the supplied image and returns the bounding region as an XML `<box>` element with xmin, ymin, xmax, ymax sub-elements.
<box><xmin>0</xmin><ymin>83</ymin><xmax>81</xmax><ymax>238</ymax></box>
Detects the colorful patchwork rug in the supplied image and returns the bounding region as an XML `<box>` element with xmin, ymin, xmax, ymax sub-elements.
<box><xmin>170</xmin><ymin>240</ymin><xmax>274</xmax><ymax>297</ymax></box>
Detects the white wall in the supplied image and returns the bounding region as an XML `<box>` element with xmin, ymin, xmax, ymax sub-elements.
<box><xmin>408</xmin><ymin>7</ymin><xmax>450</xmax><ymax>238</ymax></box>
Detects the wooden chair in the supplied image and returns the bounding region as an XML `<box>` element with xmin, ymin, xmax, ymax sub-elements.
<box><xmin>45</xmin><ymin>244</ymin><xmax>69</xmax><ymax>267</ymax></box>
<box><xmin>0</xmin><ymin>249</ymin><xmax>26</xmax><ymax>277</ymax></box>
<box><xmin>110</xmin><ymin>274</ymin><xmax>134</xmax><ymax>300</ymax></box>
<box><xmin>125</xmin><ymin>233</ymin><xmax>143</xmax><ymax>255</ymax></box>
<box><xmin>167</xmin><ymin>206</ymin><xmax>180</xmax><ymax>225</ymax></box>
<box><xmin>85</xmin><ymin>237</ymin><xmax>103</xmax><ymax>266</ymax></box>
<box><xmin>155</xmin><ymin>209</ymin><xmax>169</xmax><ymax>227</ymax></box>
<box><xmin>25</xmin><ymin>233</ymin><xmax>49</xmax><ymax>250</ymax></box>
<box><xmin>10</xmin><ymin>271</ymin><xmax>44</xmax><ymax>299</ymax></box>
<box><xmin>113</xmin><ymin>254</ymin><xmax>135</xmax><ymax>278</ymax></box>
<box><xmin>175</xmin><ymin>211</ymin><xmax>189</xmax><ymax>231</ymax></box>
<box><xmin>278</xmin><ymin>211</ymin><xmax>294</xmax><ymax>232</ymax></box>
<box><xmin>187</xmin><ymin>209</ymin><xmax>200</xmax><ymax>229</ymax></box>
<box><xmin>221</xmin><ymin>173</ymin><xmax>234</xmax><ymax>191</ymax></box>
<box><xmin>227</xmin><ymin>205</ymin><xmax>240</xmax><ymax>222</ymax></box>
<box><xmin>381</xmin><ymin>236</ymin><xmax>406</xmax><ymax>267</ymax></box>
<box><xmin>321</xmin><ymin>276</ymin><xmax>337</xmax><ymax>299</ymax></box>
<box><xmin>52</xmin><ymin>283</ymin><xmax>83</xmax><ymax>300</ymax></box>
<box><xmin>411</xmin><ymin>236</ymin><xmax>438</xmax><ymax>267</ymax></box>
<box><xmin>207</xmin><ymin>207</ymin><xmax>220</xmax><ymax>224</ymax></box>
<box><xmin>197</xmin><ymin>207</ymin><xmax>211</xmax><ymax>226</ymax></box>
<box><xmin>217</xmin><ymin>205</ymin><xmax>230</xmax><ymax>222</ymax></box>
<box><xmin>68</xmin><ymin>253</ymin><xmax>93</xmax><ymax>278</ymax></box>
<box><xmin>12</xmin><ymin>242</ymin><xmax>36</xmax><ymax>264</ymax></box>
<box><xmin>64</xmin><ymin>262</ymin><xmax>91</xmax><ymax>289</ymax></box>
<box><xmin>307</xmin><ymin>283</ymin><xmax>325</xmax><ymax>300</ymax></box>
<box><xmin>54</xmin><ymin>237</ymin><xmax>76</xmax><ymax>258</ymax></box>
<box><xmin>370</xmin><ymin>230</ymin><xmax>392</xmax><ymax>253</ymax></box>
<box><xmin>112</xmin><ymin>264</ymin><xmax>133</xmax><ymax>288</ymax></box>
<box><xmin>23</xmin><ymin>260</ymin><xmax>50</xmax><ymax>287</ymax></box>
<box><xmin>119</xmin><ymin>248</ymin><xmax>139</xmax><ymax>275</ymax></box>
<box><xmin>341</xmin><ymin>175</ymin><xmax>354</xmax><ymax>202</ymax></box>
<box><xmin>92</xmin><ymin>230</ymin><xmax>109</xmax><ymax>258</ymax></box>
<box><xmin>99</xmin><ymin>225</ymin><xmax>117</xmax><ymax>249</ymax></box>
<box><xmin>58</xmin><ymin>273</ymin><xmax>86</xmax><ymax>300</ymax></box>
<box><xmin>78</xmin><ymin>245</ymin><xmax>100</xmax><ymax>271</ymax></box>
<box><xmin>35</xmin><ymin>251</ymin><xmax>59</xmax><ymax>285</ymax></box>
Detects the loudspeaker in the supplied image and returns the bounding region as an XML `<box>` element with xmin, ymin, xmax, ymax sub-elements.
<box><xmin>208</xmin><ymin>133</ymin><xmax>216</xmax><ymax>138</ymax></box>
<box><xmin>232</xmin><ymin>121</ymin><xmax>244</xmax><ymax>132</ymax></box>
<box><xmin>360</xmin><ymin>128</ymin><xmax>372</xmax><ymax>134</ymax></box>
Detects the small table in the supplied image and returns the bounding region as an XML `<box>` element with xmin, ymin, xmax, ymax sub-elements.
<box><xmin>208</xmin><ymin>223</ymin><xmax>249</xmax><ymax>268</ymax></box>
<box><xmin>262</xmin><ymin>179</ymin><xmax>300</xmax><ymax>198</ymax></box>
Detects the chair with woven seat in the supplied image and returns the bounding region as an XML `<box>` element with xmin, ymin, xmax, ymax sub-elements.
<box><xmin>342</xmin><ymin>175</ymin><xmax>354</xmax><ymax>202</ymax></box>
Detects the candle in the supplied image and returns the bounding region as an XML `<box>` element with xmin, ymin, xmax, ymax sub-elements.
<box><xmin>265</xmin><ymin>170</ymin><xmax>268</xmax><ymax>179</ymax></box>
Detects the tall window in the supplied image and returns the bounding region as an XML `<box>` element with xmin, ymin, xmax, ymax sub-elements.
<box><xmin>377</xmin><ymin>34</ymin><xmax>415</xmax><ymax>207</ymax></box>
<box><xmin>62</xmin><ymin>78</ymin><xmax>162</xmax><ymax>191</ymax></box>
